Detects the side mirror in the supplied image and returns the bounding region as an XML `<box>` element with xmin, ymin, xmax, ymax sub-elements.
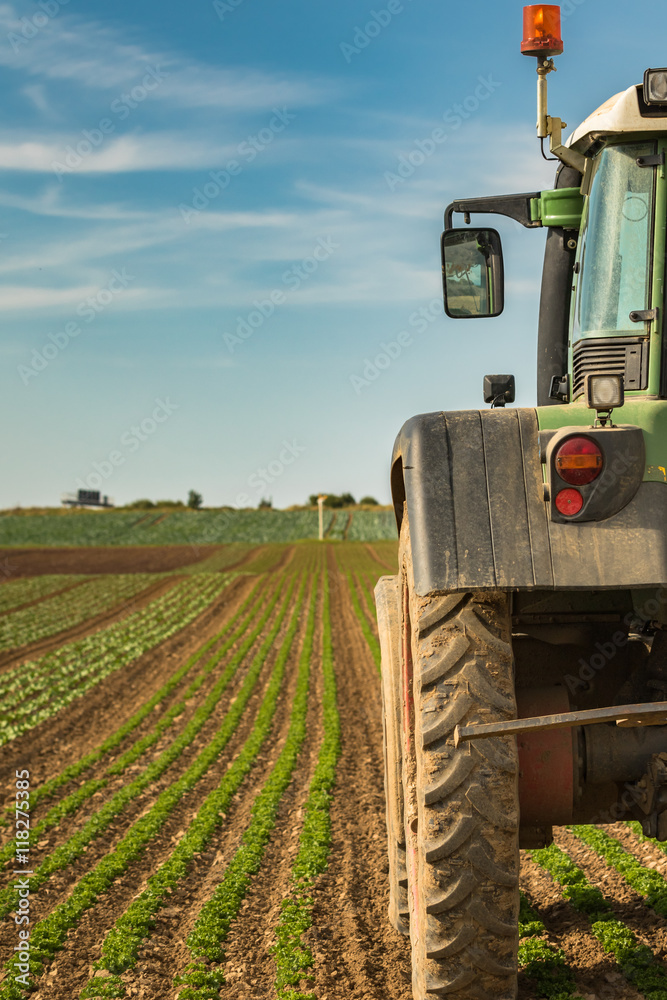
<box><xmin>440</xmin><ymin>227</ymin><xmax>505</xmax><ymax>318</ymax></box>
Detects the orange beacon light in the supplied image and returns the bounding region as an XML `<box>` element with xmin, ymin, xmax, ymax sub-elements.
<box><xmin>521</xmin><ymin>5</ymin><xmax>563</xmax><ymax>58</ymax></box>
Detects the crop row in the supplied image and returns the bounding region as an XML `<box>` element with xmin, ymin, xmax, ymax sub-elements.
<box><xmin>0</xmin><ymin>510</ymin><xmax>398</xmax><ymax>546</ymax></box>
<box><xmin>0</xmin><ymin>577</ymin><xmax>281</xmax><ymax>881</ymax></box>
<box><xmin>0</xmin><ymin>574</ymin><xmax>304</xmax><ymax>999</ymax></box>
<box><xmin>0</xmin><ymin>572</ymin><xmax>158</xmax><ymax>652</ymax></box>
<box><xmin>571</xmin><ymin>824</ymin><xmax>667</xmax><ymax>915</ymax></box>
<box><xmin>0</xmin><ymin>573</ymin><xmax>235</xmax><ymax>745</ymax></box>
<box><xmin>518</xmin><ymin>893</ymin><xmax>579</xmax><ymax>1000</ymax></box>
<box><xmin>272</xmin><ymin>568</ymin><xmax>341</xmax><ymax>1000</ymax></box>
<box><xmin>0</xmin><ymin>574</ymin><xmax>88</xmax><ymax>614</ymax></box>
<box><xmin>344</xmin><ymin>570</ymin><xmax>380</xmax><ymax>670</ymax></box>
<box><xmin>531</xmin><ymin>838</ymin><xmax>667</xmax><ymax>997</ymax></box>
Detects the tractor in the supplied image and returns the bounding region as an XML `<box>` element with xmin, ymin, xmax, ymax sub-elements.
<box><xmin>375</xmin><ymin>6</ymin><xmax>667</xmax><ymax>998</ymax></box>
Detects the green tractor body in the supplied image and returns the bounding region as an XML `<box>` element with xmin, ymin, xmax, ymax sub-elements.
<box><xmin>376</xmin><ymin>16</ymin><xmax>667</xmax><ymax>1000</ymax></box>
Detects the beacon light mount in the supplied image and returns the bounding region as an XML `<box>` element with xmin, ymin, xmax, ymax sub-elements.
<box><xmin>521</xmin><ymin>5</ymin><xmax>587</xmax><ymax>175</ymax></box>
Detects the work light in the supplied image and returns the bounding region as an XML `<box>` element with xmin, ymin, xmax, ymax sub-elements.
<box><xmin>644</xmin><ymin>68</ymin><xmax>667</xmax><ymax>105</ymax></box>
<box><xmin>585</xmin><ymin>374</ymin><xmax>624</xmax><ymax>412</ymax></box>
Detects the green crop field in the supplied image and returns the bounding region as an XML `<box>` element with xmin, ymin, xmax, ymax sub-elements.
<box><xmin>0</xmin><ymin>508</ymin><xmax>397</xmax><ymax>547</ymax></box>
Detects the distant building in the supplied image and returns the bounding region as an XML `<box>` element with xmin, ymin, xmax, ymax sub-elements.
<box><xmin>61</xmin><ymin>489</ymin><xmax>114</xmax><ymax>509</ymax></box>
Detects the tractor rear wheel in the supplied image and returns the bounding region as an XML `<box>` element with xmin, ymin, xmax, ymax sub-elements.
<box><xmin>376</xmin><ymin>574</ymin><xmax>410</xmax><ymax>935</ymax></box>
<box><xmin>400</xmin><ymin>514</ymin><xmax>520</xmax><ymax>1000</ymax></box>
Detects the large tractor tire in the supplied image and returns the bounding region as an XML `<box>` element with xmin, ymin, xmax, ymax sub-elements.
<box><xmin>400</xmin><ymin>513</ymin><xmax>520</xmax><ymax>1000</ymax></box>
<box><xmin>376</xmin><ymin>574</ymin><xmax>410</xmax><ymax>935</ymax></box>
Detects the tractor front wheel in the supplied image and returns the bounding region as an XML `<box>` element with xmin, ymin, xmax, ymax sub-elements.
<box><xmin>400</xmin><ymin>515</ymin><xmax>520</xmax><ymax>1000</ymax></box>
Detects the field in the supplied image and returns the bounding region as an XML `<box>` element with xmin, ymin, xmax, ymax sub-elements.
<box><xmin>1</xmin><ymin>540</ymin><xmax>667</xmax><ymax>1000</ymax></box>
<box><xmin>0</xmin><ymin>508</ymin><xmax>397</xmax><ymax>548</ymax></box>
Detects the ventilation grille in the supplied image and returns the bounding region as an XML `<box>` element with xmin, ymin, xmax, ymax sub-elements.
<box><xmin>572</xmin><ymin>337</ymin><xmax>649</xmax><ymax>399</ymax></box>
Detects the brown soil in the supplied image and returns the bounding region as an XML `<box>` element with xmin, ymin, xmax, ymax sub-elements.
<box><xmin>0</xmin><ymin>545</ymin><xmax>226</xmax><ymax>577</ymax></box>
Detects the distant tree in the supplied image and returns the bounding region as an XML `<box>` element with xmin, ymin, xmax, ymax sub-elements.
<box><xmin>359</xmin><ymin>496</ymin><xmax>379</xmax><ymax>506</ymax></box>
<box><xmin>127</xmin><ymin>499</ymin><xmax>155</xmax><ymax>510</ymax></box>
<box><xmin>187</xmin><ymin>490</ymin><xmax>203</xmax><ymax>510</ymax></box>
<box><xmin>258</xmin><ymin>497</ymin><xmax>273</xmax><ymax>509</ymax></box>
<box><xmin>311</xmin><ymin>493</ymin><xmax>357</xmax><ymax>509</ymax></box>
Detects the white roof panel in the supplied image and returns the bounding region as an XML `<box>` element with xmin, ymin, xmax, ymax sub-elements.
<box><xmin>568</xmin><ymin>85</ymin><xmax>667</xmax><ymax>151</ymax></box>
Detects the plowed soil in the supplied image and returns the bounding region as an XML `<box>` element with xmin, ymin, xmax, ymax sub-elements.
<box><xmin>0</xmin><ymin>545</ymin><xmax>224</xmax><ymax>577</ymax></box>
<box><xmin>1</xmin><ymin>540</ymin><xmax>666</xmax><ymax>1000</ymax></box>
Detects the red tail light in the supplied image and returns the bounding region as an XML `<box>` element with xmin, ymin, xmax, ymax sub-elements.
<box><xmin>555</xmin><ymin>488</ymin><xmax>583</xmax><ymax>516</ymax></box>
<box><xmin>555</xmin><ymin>436</ymin><xmax>603</xmax><ymax>486</ymax></box>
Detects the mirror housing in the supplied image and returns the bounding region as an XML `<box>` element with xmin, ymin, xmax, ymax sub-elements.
<box><xmin>441</xmin><ymin>227</ymin><xmax>505</xmax><ymax>318</ymax></box>
<box><xmin>483</xmin><ymin>374</ymin><xmax>515</xmax><ymax>408</ymax></box>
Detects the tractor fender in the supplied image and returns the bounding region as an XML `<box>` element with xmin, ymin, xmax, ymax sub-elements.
<box><xmin>390</xmin><ymin>407</ymin><xmax>667</xmax><ymax>595</ymax></box>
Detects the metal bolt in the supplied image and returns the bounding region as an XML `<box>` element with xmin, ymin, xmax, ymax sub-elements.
<box><xmin>567</xmin><ymin>239</ymin><xmax>577</xmax><ymax>250</ymax></box>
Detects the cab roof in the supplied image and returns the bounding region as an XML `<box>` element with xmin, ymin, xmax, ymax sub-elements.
<box><xmin>569</xmin><ymin>84</ymin><xmax>667</xmax><ymax>153</ymax></box>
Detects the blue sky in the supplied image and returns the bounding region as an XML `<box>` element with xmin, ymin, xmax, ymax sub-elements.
<box><xmin>0</xmin><ymin>0</ymin><xmax>663</xmax><ymax>509</ymax></box>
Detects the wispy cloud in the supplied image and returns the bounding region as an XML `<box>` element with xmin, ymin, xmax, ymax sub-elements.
<box><xmin>0</xmin><ymin>284</ymin><xmax>161</xmax><ymax>311</ymax></box>
<box><xmin>0</xmin><ymin>6</ymin><xmax>336</xmax><ymax>111</ymax></box>
<box><xmin>0</xmin><ymin>132</ymin><xmax>244</xmax><ymax>173</ymax></box>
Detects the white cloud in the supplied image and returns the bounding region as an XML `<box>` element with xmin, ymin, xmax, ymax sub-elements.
<box><xmin>0</xmin><ymin>185</ymin><xmax>151</xmax><ymax>219</ymax></box>
<box><xmin>0</xmin><ymin>132</ymin><xmax>244</xmax><ymax>173</ymax></box>
<box><xmin>0</xmin><ymin>284</ymin><xmax>160</xmax><ymax>311</ymax></box>
<box><xmin>0</xmin><ymin>6</ymin><xmax>336</xmax><ymax>111</ymax></box>
<box><xmin>0</xmin><ymin>285</ymin><xmax>97</xmax><ymax>309</ymax></box>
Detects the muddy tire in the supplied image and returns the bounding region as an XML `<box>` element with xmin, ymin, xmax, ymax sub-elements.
<box><xmin>400</xmin><ymin>513</ymin><xmax>520</xmax><ymax>1000</ymax></box>
<box><xmin>376</xmin><ymin>574</ymin><xmax>410</xmax><ymax>935</ymax></box>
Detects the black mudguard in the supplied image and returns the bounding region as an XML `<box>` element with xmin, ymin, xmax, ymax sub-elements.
<box><xmin>391</xmin><ymin>407</ymin><xmax>667</xmax><ymax>596</ymax></box>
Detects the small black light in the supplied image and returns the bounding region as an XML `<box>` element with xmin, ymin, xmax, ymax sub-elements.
<box><xmin>483</xmin><ymin>374</ymin><xmax>515</xmax><ymax>408</ymax></box>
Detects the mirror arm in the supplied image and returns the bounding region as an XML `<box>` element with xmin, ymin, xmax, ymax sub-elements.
<box><xmin>444</xmin><ymin>192</ymin><xmax>543</xmax><ymax>231</ymax></box>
